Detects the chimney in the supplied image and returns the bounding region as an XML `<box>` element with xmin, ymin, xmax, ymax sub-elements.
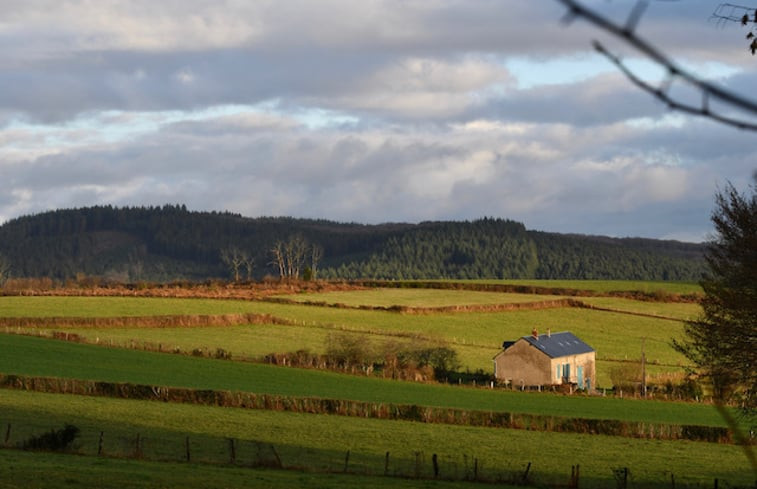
<box><xmin>547</xmin><ymin>328</ymin><xmax>551</xmax><ymax>338</ymax></box>
<box><xmin>531</xmin><ymin>328</ymin><xmax>538</xmax><ymax>340</ymax></box>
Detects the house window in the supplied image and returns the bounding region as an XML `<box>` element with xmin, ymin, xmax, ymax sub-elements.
<box><xmin>556</xmin><ymin>364</ymin><xmax>561</xmax><ymax>380</ymax></box>
<box><xmin>563</xmin><ymin>363</ymin><xmax>570</xmax><ymax>380</ymax></box>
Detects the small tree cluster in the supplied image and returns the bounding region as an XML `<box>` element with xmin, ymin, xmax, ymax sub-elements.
<box><xmin>270</xmin><ymin>235</ymin><xmax>323</xmax><ymax>280</ymax></box>
<box><xmin>220</xmin><ymin>247</ymin><xmax>254</xmax><ymax>283</ymax></box>
<box><xmin>264</xmin><ymin>334</ymin><xmax>460</xmax><ymax>382</ymax></box>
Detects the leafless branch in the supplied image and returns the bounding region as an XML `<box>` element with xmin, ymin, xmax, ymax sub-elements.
<box><xmin>711</xmin><ymin>3</ymin><xmax>757</xmax><ymax>54</ymax></box>
<box><xmin>556</xmin><ymin>0</ymin><xmax>757</xmax><ymax>131</ymax></box>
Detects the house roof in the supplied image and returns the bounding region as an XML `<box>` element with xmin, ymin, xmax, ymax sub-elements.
<box><xmin>516</xmin><ymin>331</ymin><xmax>594</xmax><ymax>359</ymax></box>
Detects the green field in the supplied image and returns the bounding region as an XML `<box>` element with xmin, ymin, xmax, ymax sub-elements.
<box><xmin>0</xmin><ymin>334</ymin><xmax>733</xmax><ymax>428</ymax></box>
<box><xmin>278</xmin><ymin>288</ymin><xmax>566</xmax><ymax>307</ymax></box>
<box><xmin>0</xmin><ymin>390</ymin><xmax>752</xmax><ymax>489</ymax></box>
<box><xmin>0</xmin><ymin>294</ymin><xmax>691</xmax><ymax>388</ymax></box>
<box><xmin>0</xmin><ymin>447</ymin><xmax>487</xmax><ymax>489</ymax></box>
<box><xmin>418</xmin><ymin>279</ymin><xmax>703</xmax><ymax>295</ymax></box>
<box><xmin>0</xmin><ymin>284</ymin><xmax>752</xmax><ymax>489</ymax></box>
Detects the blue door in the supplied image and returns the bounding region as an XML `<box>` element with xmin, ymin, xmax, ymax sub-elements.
<box><xmin>577</xmin><ymin>366</ymin><xmax>583</xmax><ymax>388</ymax></box>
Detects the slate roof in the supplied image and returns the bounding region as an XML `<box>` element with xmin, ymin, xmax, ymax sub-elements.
<box><xmin>513</xmin><ymin>331</ymin><xmax>594</xmax><ymax>359</ymax></box>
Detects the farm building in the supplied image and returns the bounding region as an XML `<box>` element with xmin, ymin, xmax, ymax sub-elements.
<box><xmin>493</xmin><ymin>329</ymin><xmax>595</xmax><ymax>391</ymax></box>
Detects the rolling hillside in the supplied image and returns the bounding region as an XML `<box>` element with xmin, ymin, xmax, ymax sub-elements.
<box><xmin>0</xmin><ymin>205</ymin><xmax>706</xmax><ymax>282</ymax></box>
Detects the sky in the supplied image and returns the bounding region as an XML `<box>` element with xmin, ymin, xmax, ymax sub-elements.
<box><xmin>1</xmin><ymin>1</ymin><xmax>756</xmax><ymax>242</ymax></box>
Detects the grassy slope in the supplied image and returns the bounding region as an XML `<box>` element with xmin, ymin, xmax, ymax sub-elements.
<box><xmin>0</xmin><ymin>334</ymin><xmax>731</xmax><ymax>427</ymax></box>
<box><xmin>277</xmin><ymin>289</ymin><xmax>567</xmax><ymax>307</ymax></box>
<box><xmin>0</xmin><ymin>449</ymin><xmax>487</xmax><ymax>489</ymax></box>
<box><xmin>1</xmin><ymin>390</ymin><xmax>752</xmax><ymax>489</ymax></box>
<box><xmin>0</xmin><ymin>295</ymin><xmax>690</xmax><ymax>383</ymax></box>
<box><xmin>448</xmin><ymin>280</ymin><xmax>702</xmax><ymax>295</ymax></box>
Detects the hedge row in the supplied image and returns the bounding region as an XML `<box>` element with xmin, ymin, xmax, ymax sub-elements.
<box><xmin>0</xmin><ymin>373</ymin><xmax>732</xmax><ymax>444</ymax></box>
<box><xmin>0</xmin><ymin>313</ymin><xmax>294</xmax><ymax>329</ymax></box>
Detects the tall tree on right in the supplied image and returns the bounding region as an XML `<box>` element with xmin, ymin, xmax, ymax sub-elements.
<box><xmin>675</xmin><ymin>174</ymin><xmax>757</xmax><ymax>415</ymax></box>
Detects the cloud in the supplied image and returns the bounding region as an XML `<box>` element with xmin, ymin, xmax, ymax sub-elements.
<box><xmin>0</xmin><ymin>0</ymin><xmax>754</xmax><ymax>242</ymax></box>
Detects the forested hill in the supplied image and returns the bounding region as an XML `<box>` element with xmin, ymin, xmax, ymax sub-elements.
<box><xmin>0</xmin><ymin>205</ymin><xmax>706</xmax><ymax>282</ymax></box>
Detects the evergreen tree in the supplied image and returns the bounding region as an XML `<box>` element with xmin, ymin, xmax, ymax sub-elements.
<box><xmin>675</xmin><ymin>175</ymin><xmax>757</xmax><ymax>415</ymax></box>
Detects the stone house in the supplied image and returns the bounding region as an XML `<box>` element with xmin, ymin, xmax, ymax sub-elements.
<box><xmin>493</xmin><ymin>329</ymin><xmax>595</xmax><ymax>391</ymax></box>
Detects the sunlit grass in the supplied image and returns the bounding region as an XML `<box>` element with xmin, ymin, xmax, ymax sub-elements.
<box><xmin>0</xmin><ymin>390</ymin><xmax>751</xmax><ymax>489</ymax></box>
<box><xmin>277</xmin><ymin>288</ymin><xmax>566</xmax><ymax>307</ymax></box>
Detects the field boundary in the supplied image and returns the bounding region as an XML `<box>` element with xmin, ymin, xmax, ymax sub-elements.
<box><xmin>0</xmin><ymin>373</ymin><xmax>734</xmax><ymax>444</ymax></box>
<box><xmin>0</xmin><ymin>313</ymin><xmax>296</xmax><ymax>329</ymax></box>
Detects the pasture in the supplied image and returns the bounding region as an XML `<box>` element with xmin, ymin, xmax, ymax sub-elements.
<box><xmin>0</xmin><ymin>282</ymin><xmax>750</xmax><ymax>489</ymax></box>
<box><xmin>0</xmin><ymin>292</ymin><xmax>693</xmax><ymax>387</ymax></box>
<box><xmin>0</xmin><ymin>334</ymin><xmax>728</xmax><ymax>427</ymax></box>
<box><xmin>1</xmin><ymin>390</ymin><xmax>753</xmax><ymax>488</ymax></box>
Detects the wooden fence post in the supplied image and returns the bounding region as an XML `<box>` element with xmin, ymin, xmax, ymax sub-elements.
<box><xmin>522</xmin><ymin>461</ymin><xmax>532</xmax><ymax>483</ymax></box>
<box><xmin>384</xmin><ymin>451</ymin><xmax>390</xmax><ymax>476</ymax></box>
<box><xmin>270</xmin><ymin>444</ymin><xmax>282</xmax><ymax>469</ymax></box>
<box><xmin>134</xmin><ymin>433</ymin><xmax>142</xmax><ymax>459</ymax></box>
<box><xmin>4</xmin><ymin>423</ymin><xmax>10</xmax><ymax>446</ymax></box>
<box><xmin>474</xmin><ymin>458</ymin><xmax>479</xmax><ymax>481</ymax></box>
<box><xmin>343</xmin><ymin>450</ymin><xmax>350</xmax><ymax>473</ymax></box>
<box><xmin>185</xmin><ymin>436</ymin><xmax>191</xmax><ymax>462</ymax></box>
<box><xmin>228</xmin><ymin>438</ymin><xmax>236</xmax><ymax>464</ymax></box>
<box><xmin>97</xmin><ymin>431</ymin><xmax>104</xmax><ymax>456</ymax></box>
<box><xmin>432</xmin><ymin>453</ymin><xmax>439</xmax><ymax>478</ymax></box>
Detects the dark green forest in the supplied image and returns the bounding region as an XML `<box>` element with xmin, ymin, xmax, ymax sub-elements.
<box><xmin>0</xmin><ymin>205</ymin><xmax>706</xmax><ymax>282</ymax></box>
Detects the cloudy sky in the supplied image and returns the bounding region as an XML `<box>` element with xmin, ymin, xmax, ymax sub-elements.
<box><xmin>2</xmin><ymin>1</ymin><xmax>756</xmax><ymax>242</ymax></box>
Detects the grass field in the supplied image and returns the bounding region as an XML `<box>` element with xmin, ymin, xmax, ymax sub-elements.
<box><xmin>0</xmin><ymin>294</ymin><xmax>691</xmax><ymax>387</ymax></box>
<box><xmin>277</xmin><ymin>289</ymin><xmax>567</xmax><ymax>307</ymax></box>
<box><xmin>0</xmin><ymin>283</ymin><xmax>751</xmax><ymax>489</ymax></box>
<box><xmin>433</xmin><ymin>280</ymin><xmax>703</xmax><ymax>295</ymax></box>
<box><xmin>0</xmin><ymin>448</ymin><xmax>489</xmax><ymax>489</ymax></box>
<box><xmin>0</xmin><ymin>390</ymin><xmax>752</xmax><ymax>489</ymax></box>
<box><xmin>0</xmin><ymin>334</ymin><xmax>734</xmax><ymax>428</ymax></box>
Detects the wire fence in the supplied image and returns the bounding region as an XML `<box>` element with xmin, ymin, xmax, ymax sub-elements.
<box><xmin>1</xmin><ymin>420</ymin><xmax>745</xmax><ymax>488</ymax></box>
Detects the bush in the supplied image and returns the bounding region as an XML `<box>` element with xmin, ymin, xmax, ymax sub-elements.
<box><xmin>21</xmin><ymin>424</ymin><xmax>80</xmax><ymax>452</ymax></box>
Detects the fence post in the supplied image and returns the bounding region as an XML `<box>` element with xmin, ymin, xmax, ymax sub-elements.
<box><xmin>522</xmin><ymin>461</ymin><xmax>532</xmax><ymax>483</ymax></box>
<box><xmin>228</xmin><ymin>438</ymin><xmax>236</xmax><ymax>464</ymax></box>
<box><xmin>185</xmin><ymin>436</ymin><xmax>191</xmax><ymax>463</ymax></box>
<box><xmin>134</xmin><ymin>433</ymin><xmax>142</xmax><ymax>459</ymax></box>
<box><xmin>384</xmin><ymin>451</ymin><xmax>390</xmax><ymax>476</ymax></box>
<box><xmin>270</xmin><ymin>444</ymin><xmax>282</xmax><ymax>469</ymax></box>
<box><xmin>414</xmin><ymin>451</ymin><xmax>422</xmax><ymax>478</ymax></box>
<box><xmin>4</xmin><ymin>423</ymin><xmax>10</xmax><ymax>446</ymax></box>
<box><xmin>432</xmin><ymin>453</ymin><xmax>439</xmax><ymax>478</ymax></box>
<box><xmin>671</xmin><ymin>473</ymin><xmax>675</xmax><ymax>488</ymax></box>
<box><xmin>474</xmin><ymin>458</ymin><xmax>478</xmax><ymax>481</ymax></box>
<box><xmin>343</xmin><ymin>450</ymin><xmax>350</xmax><ymax>473</ymax></box>
<box><xmin>97</xmin><ymin>431</ymin><xmax>104</xmax><ymax>456</ymax></box>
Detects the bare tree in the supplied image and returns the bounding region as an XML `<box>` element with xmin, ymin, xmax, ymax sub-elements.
<box><xmin>270</xmin><ymin>241</ymin><xmax>286</xmax><ymax>278</ymax></box>
<box><xmin>220</xmin><ymin>247</ymin><xmax>251</xmax><ymax>283</ymax></box>
<box><xmin>286</xmin><ymin>235</ymin><xmax>309</xmax><ymax>279</ymax></box>
<box><xmin>270</xmin><ymin>235</ymin><xmax>313</xmax><ymax>280</ymax></box>
<box><xmin>556</xmin><ymin>0</ymin><xmax>757</xmax><ymax>131</ymax></box>
<box><xmin>0</xmin><ymin>253</ymin><xmax>10</xmax><ymax>286</ymax></box>
<box><xmin>310</xmin><ymin>243</ymin><xmax>324</xmax><ymax>280</ymax></box>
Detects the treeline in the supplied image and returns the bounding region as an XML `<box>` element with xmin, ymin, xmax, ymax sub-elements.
<box><xmin>0</xmin><ymin>205</ymin><xmax>706</xmax><ymax>282</ymax></box>
<box><xmin>264</xmin><ymin>333</ymin><xmax>462</xmax><ymax>382</ymax></box>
